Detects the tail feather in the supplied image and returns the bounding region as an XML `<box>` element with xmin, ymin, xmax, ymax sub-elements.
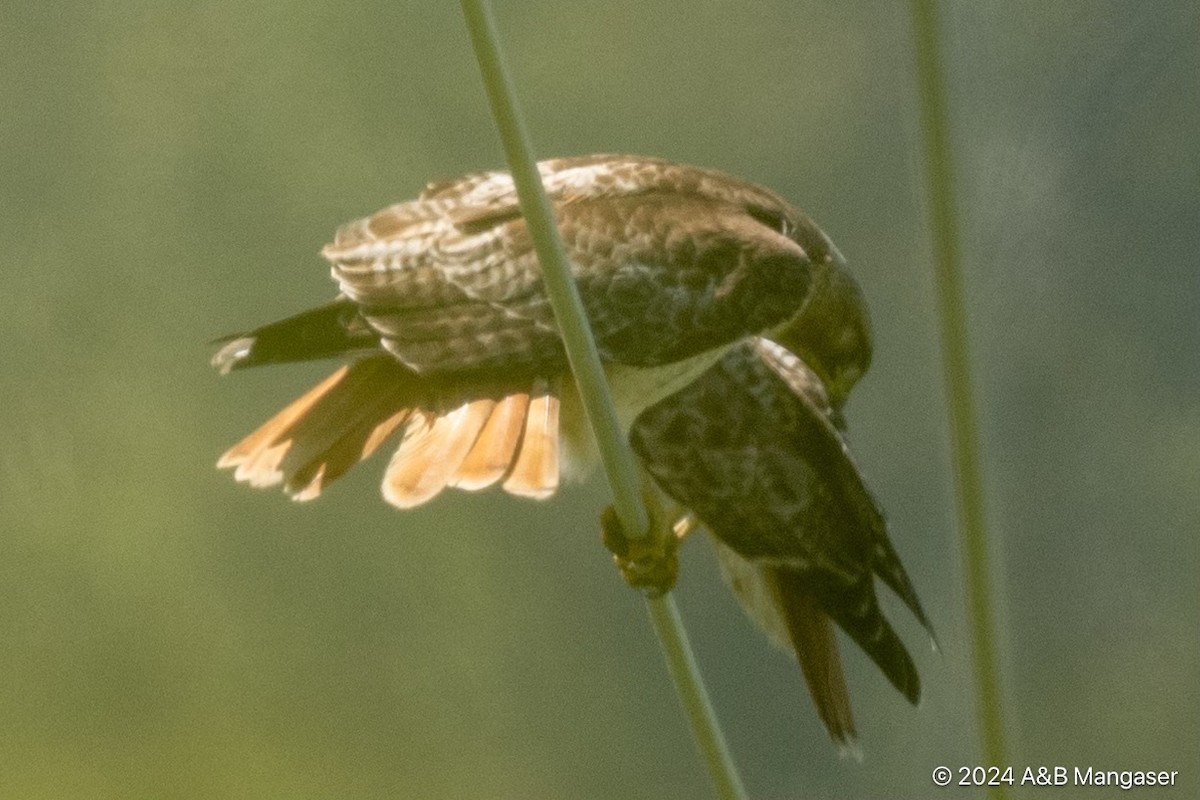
<box><xmin>715</xmin><ymin>542</ymin><xmax>859</xmax><ymax>751</ymax></box>
<box><xmin>237</xmin><ymin>441</ymin><xmax>292</xmax><ymax>488</ymax></box>
<box><xmin>276</xmin><ymin>359</ymin><xmax>410</xmax><ymax>480</ymax></box>
<box><xmin>288</xmin><ymin>404</ymin><xmax>414</xmax><ymax>501</ymax></box>
<box><xmin>218</xmin><ymin>354</ymin><xmax>563</xmax><ymax>507</ymax></box>
<box><xmin>771</xmin><ymin>568</ymin><xmax>859</xmax><ymax>753</ymax></box>
<box><xmin>218</xmin><ymin>358</ymin><xmax>415</xmax><ymax>496</ymax></box>
<box><xmin>501</xmin><ymin>378</ymin><xmax>560</xmax><ymax>499</ymax></box>
<box><xmin>218</xmin><ymin>365</ymin><xmax>354</xmax><ymax>482</ymax></box>
<box><xmin>450</xmin><ymin>392</ymin><xmax>531</xmax><ymax>491</ymax></box>
<box><xmin>381</xmin><ymin>396</ymin><xmax>495</xmax><ymax>509</ymax></box>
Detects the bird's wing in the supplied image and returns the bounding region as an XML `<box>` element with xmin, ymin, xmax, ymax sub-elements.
<box><xmin>217</xmin><ymin>156</ymin><xmax>835</xmax><ymax>511</ymax></box>
<box><xmin>323</xmin><ymin>156</ymin><xmax>825</xmax><ymax>375</ymax></box>
<box><xmin>753</xmin><ymin>338</ymin><xmax>933</xmax><ymax>635</ymax></box>
<box><xmin>630</xmin><ymin>338</ymin><xmax>927</xmax><ymax>711</ymax></box>
<box><xmin>418</xmin><ymin>154</ymin><xmax>806</xmax><ymax>231</ymax></box>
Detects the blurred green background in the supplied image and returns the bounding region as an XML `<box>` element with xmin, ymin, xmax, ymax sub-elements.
<box><xmin>2</xmin><ymin>2</ymin><xmax>1196</xmax><ymax>798</ymax></box>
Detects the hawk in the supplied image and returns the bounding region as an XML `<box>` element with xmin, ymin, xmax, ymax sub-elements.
<box><xmin>629</xmin><ymin>264</ymin><xmax>933</xmax><ymax>750</ymax></box>
<box><xmin>213</xmin><ymin>154</ymin><xmax>843</xmax><ymax>506</ymax></box>
<box><xmin>211</xmin><ymin>154</ymin><xmax>930</xmax><ymax>745</ymax></box>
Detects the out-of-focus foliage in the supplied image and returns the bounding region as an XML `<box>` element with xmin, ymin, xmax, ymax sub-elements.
<box><xmin>1</xmin><ymin>2</ymin><xmax>1195</xmax><ymax>798</ymax></box>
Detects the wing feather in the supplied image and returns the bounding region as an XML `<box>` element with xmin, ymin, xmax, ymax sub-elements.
<box><xmin>320</xmin><ymin>156</ymin><xmax>827</xmax><ymax>378</ymax></box>
<box><xmin>631</xmin><ymin>340</ymin><xmax>930</xmax><ymax>721</ymax></box>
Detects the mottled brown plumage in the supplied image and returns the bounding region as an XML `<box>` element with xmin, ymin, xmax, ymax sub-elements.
<box><xmin>628</xmin><ymin>267</ymin><xmax>932</xmax><ymax>749</ymax></box>
<box><xmin>214</xmin><ymin>155</ymin><xmax>840</xmax><ymax>505</ymax></box>
<box><xmin>211</xmin><ymin>155</ymin><xmax>930</xmax><ymax>747</ymax></box>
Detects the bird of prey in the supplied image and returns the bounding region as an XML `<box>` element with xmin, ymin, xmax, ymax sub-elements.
<box><xmin>213</xmin><ymin>154</ymin><xmax>843</xmax><ymax>507</ymax></box>
<box><xmin>211</xmin><ymin>154</ymin><xmax>930</xmax><ymax>746</ymax></box>
<box><xmin>629</xmin><ymin>264</ymin><xmax>933</xmax><ymax>751</ymax></box>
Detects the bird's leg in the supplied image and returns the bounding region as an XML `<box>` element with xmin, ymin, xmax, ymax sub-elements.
<box><xmin>600</xmin><ymin>484</ymin><xmax>692</xmax><ymax>596</ymax></box>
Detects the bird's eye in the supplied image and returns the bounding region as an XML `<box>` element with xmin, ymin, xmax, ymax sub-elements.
<box><xmin>749</xmin><ymin>207</ymin><xmax>790</xmax><ymax>236</ymax></box>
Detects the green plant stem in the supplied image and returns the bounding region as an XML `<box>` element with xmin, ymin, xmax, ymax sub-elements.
<box><xmin>460</xmin><ymin>0</ymin><xmax>645</xmax><ymax>542</ymax></box>
<box><xmin>459</xmin><ymin>3</ymin><xmax>746</xmax><ymax>798</ymax></box>
<box><xmin>646</xmin><ymin>596</ymin><xmax>747</xmax><ymax>800</ymax></box>
<box><xmin>909</xmin><ymin>0</ymin><xmax>1009</xmax><ymax>791</ymax></box>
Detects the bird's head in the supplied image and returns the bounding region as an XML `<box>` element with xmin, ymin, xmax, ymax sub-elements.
<box><xmin>772</xmin><ymin>249</ymin><xmax>873</xmax><ymax>411</ymax></box>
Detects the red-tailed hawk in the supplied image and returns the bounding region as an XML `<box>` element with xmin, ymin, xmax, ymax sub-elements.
<box><xmin>211</xmin><ymin>154</ymin><xmax>930</xmax><ymax>746</ymax></box>
<box><xmin>213</xmin><ymin>154</ymin><xmax>842</xmax><ymax>506</ymax></box>
<box><xmin>629</xmin><ymin>265</ymin><xmax>932</xmax><ymax>749</ymax></box>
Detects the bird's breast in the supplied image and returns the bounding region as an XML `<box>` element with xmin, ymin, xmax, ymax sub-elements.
<box><xmin>556</xmin><ymin>343</ymin><xmax>734</xmax><ymax>479</ymax></box>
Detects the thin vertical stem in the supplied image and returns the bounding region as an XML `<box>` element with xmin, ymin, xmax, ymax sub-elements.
<box><xmin>459</xmin><ymin>0</ymin><xmax>647</xmax><ymax>543</ymax></box>
<box><xmin>909</xmin><ymin>0</ymin><xmax>1009</xmax><ymax>791</ymax></box>
<box><xmin>458</xmin><ymin>3</ymin><xmax>747</xmax><ymax>797</ymax></box>
<box><xmin>646</xmin><ymin>595</ymin><xmax>748</xmax><ymax>800</ymax></box>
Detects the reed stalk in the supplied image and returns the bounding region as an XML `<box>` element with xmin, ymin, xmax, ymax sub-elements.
<box><xmin>459</xmin><ymin>3</ymin><xmax>748</xmax><ymax>797</ymax></box>
<box><xmin>909</xmin><ymin>1</ymin><xmax>1009</xmax><ymax>794</ymax></box>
